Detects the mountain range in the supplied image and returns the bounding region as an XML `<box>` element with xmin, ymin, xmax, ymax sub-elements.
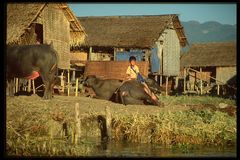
<box><xmin>181</xmin><ymin>20</ymin><xmax>236</xmax><ymax>44</ymax></box>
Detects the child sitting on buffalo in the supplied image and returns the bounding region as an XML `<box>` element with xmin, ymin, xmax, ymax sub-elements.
<box><xmin>126</xmin><ymin>56</ymin><xmax>158</xmax><ymax>102</ymax></box>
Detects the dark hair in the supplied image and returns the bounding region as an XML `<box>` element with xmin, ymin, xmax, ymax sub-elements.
<box><xmin>129</xmin><ymin>56</ymin><xmax>136</xmax><ymax>62</ymax></box>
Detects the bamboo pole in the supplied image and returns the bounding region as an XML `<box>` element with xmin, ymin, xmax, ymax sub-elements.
<box><xmin>165</xmin><ymin>76</ymin><xmax>168</xmax><ymax>96</ymax></box>
<box><xmin>183</xmin><ymin>68</ymin><xmax>186</xmax><ymax>93</ymax></box>
<box><xmin>113</xmin><ymin>48</ymin><xmax>116</xmax><ymax>61</ymax></box>
<box><xmin>60</xmin><ymin>72</ymin><xmax>64</xmax><ymax>93</ymax></box>
<box><xmin>15</xmin><ymin>78</ymin><xmax>19</xmax><ymax>93</ymax></box>
<box><xmin>217</xmin><ymin>85</ymin><xmax>220</xmax><ymax>95</ymax></box>
<box><xmin>160</xmin><ymin>75</ymin><xmax>162</xmax><ymax>86</ymax></box>
<box><xmin>28</xmin><ymin>80</ymin><xmax>31</xmax><ymax>92</ymax></box>
<box><xmin>75</xmin><ymin>78</ymin><xmax>79</xmax><ymax>97</ymax></box>
<box><xmin>67</xmin><ymin>69</ymin><xmax>70</xmax><ymax>96</ymax></box>
<box><xmin>75</xmin><ymin>103</ymin><xmax>81</xmax><ymax>144</ymax></box>
<box><xmin>13</xmin><ymin>78</ymin><xmax>16</xmax><ymax>94</ymax></box>
<box><xmin>32</xmin><ymin>80</ymin><xmax>36</xmax><ymax>94</ymax></box>
<box><xmin>155</xmin><ymin>75</ymin><xmax>158</xmax><ymax>82</ymax></box>
<box><xmin>105</xmin><ymin>106</ymin><xmax>111</xmax><ymax>140</ymax></box>
<box><xmin>200</xmin><ymin>67</ymin><xmax>202</xmax><ymax>95</ymax></box>
<box><xmin>71</xmin><ymin>70</ymin><xmax>76</xmax><ymax>82</ymax></box>
<box><xmin>175</xmin><ymin>76</ymin><xmax>179</xmax><ymax>90</ymax></box>
<box><xmin>89</xmin><ymin>47</ymin><xmax>92</xmax><ymax>61</ymax></box>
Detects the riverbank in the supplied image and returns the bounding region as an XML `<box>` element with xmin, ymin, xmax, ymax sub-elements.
<box><xmin>6</xmin><ymin>95</ymin><xmax>236</xmax><ymax>156</ymax></box>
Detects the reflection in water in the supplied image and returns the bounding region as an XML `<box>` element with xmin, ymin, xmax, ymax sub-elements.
<box><xmin>84</xmin><ymin>137</ymin><xmax>236</xmax><ymax>157</ymax></box>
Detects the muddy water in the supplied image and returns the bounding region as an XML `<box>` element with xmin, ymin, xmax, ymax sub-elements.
<box><xmin>81</xmin><ymin>137</ymin><xmax>236</xmax><ymax>157</ymax></box>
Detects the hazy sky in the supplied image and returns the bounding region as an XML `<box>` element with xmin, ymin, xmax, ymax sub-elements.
<box><xmin>68</xmin><ymin>3</ymin><xmax>236</xmax><ymax>25</ymax></box>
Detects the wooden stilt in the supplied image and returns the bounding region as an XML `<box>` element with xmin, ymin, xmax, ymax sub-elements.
<box><xmin>15</xmin><ymin>78</ymin><xmax>19</xmax><ymax>93</ymax></box>
<box><xmin>166</xmin><ymin>76</ymin><xmax>168</xmax><ymax>96</ymax></box>
<box><xmin>200</xmin><ymin>67</ymin><xmax>202</xmax><ymax>95</ymax></box>
<box><xmin>183</xmin><ymin>68</ymin><xmax>186</xmax><ymax>93</ymax></box>
<box><xmin>28</xmin><ymin>79</ymin><xmax>31</xmax><ymax>92</ymax></box>
<box><xmin>32</xmin><ymin>80</ymin><xmax>36</xmax><ymax>94</ymax></box>
<box><xmin>75</xmin><ymin>78</ymin><xmax>79</xmax><ymax>97</ymax></box>
<box><xmin>175</xmin><ymin>76</ymin><xmax>179</xmax><ymax>90</ymax></box>
<box><xmin>160</xmin><ymin>75</ymin><xmax>162</xmax><ymax>86</ymax></box>
<box><xmin>89</xmin><ymin>47</ymin><xmax>92</xmax><ymax>61</ymax></box>
<box><xmin>13</xmin><ymin>78</ymin><xmax>16</xmax><ymax>94</ymax></box>
<box><xmin>60</xmin><ymin>72</ymin><xmax>64</xmax><ymax>93</ymax></box>
<box><xmin>71</xmin><ymin>70</ymin><xmax>76</xmax><ymax>82</ymax></box>
<box><xmin>67</xmin><ymin>69</ymin><xmax>70</xmax><ymax>96</ymax></box>
<box><xmin>105</xmin><ymin>106</ymin><xmax>111</xmax><ymax>140</ymax></box>
<box><xmin>75</xmin><ymin>103</ymin><xmax>81</xmax><ymax>144</ymax></box>
<box><xmin>217</xmin><ymin>85</ymin><xmax>220</xmax><ymax>95</ymax></box>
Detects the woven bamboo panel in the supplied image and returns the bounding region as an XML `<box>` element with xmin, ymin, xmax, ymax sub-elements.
<box><xmin>43</xmin><ymin>4</ymin><xmax>70</xmax><ymax>69</ymax></box>
<box><xmin>163</xmin><ymin>28</ymin><xmax>180</xmax><ymax>76</ymax></box>
<box><xmin>84</xmin><ymin>61</ymin><xmax>149</xmax><ymax>80</ymax></box>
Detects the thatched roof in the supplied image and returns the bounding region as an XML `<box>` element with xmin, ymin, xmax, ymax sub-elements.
<box><xmin>181</xmin><ymin>41</ymin><xmax>236</xmax><ymax>67</ymax></box>
<box><xmin>78</xmin><ymin>14</ymin><xmax>187</xmax><ymax>49</ymax></box>
<box><xmin>7</xmin><ymin>3</ymin><xmax>86</xmax><ymax>46</ymax></box>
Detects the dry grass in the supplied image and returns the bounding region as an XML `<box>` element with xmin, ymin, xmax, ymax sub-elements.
<box><xmin>6</xmin><ymin>95</ymin><xmax>236</xmax><ymax>156</ymax></box>
<box><xmin>111</xmin><ymin>110</ymin><xmax>236</xmax><ymax>146</ymax></box>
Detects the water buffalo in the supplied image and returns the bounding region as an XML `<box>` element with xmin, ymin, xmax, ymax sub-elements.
<box><xmin>83</xmin><ymin>75</ymin><xmax>122</xmax><ymax>100</ymax></box>
<box><xmin>6</xmin><ymin>44</ymin><xmax>58</xmax><ymax>99</ymax></box>
<box><xmin>113</xmin><ymin>80</ymin><xmax>161</xmax><ymax>106</ymax></box>
<box><xmin>83</xmin><ymin>75</ymin><xmax>162</xmax><ymax>106</ymax></box>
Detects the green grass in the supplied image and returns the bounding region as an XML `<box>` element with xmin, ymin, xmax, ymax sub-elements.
<box><xmin>158</xmin><ymin>95</ymin><xmax>236</xmax><ymax>106</ymax></box>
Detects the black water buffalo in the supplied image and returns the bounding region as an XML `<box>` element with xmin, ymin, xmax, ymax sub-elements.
<box><xmin>83</xmin><ymin>75</ymin><xmax>162</xmax><ymax>106</ymax></box>
<box><xmin>114</xmin><ymin>80</ymin><xmax>161</xmax><ymax>106</ymax></box>
<box><xmin>6</xmin><ymin>44</ymin><xmax>58</xmax><ymax>99</ymax></box>
<box><xmin>83</xmin><ymin>75</ymin><xmax>122</xmax><ymax>100</ymax></box>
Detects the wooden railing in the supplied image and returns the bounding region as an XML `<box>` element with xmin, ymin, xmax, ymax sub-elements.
<box><xmin>183</xmin><ymin>67</ymin><xmax>236</xmax><ymax>95</ymax></box>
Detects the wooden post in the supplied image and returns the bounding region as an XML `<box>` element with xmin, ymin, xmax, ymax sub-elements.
<box><xmin>32</xmin><ymin>80</ymin><xmax>36</xmax><ymax>94</ymax></box>
<box><xmin>200</xmin><ymin>67</ymin><xmax>202</xmax><ymax>95</ymax></box>
<box><xmin>183</xmin><ymin>68</ymin><xmax>186</xmax><ymax>93</ymax></box>
<box><xmin>105</xmin><ymin>106</ymin><xmax>111</xmax><ymax>140</ymax></box>
<box><xmin>89</xmin><ymin>47</ymin><xmax>92</xmax><ymax>61</ymax></box>
<box><xmin>113</xmin><ymin>48</ymin><xmax>116</xmax><ymax>61</ymax></box>
<box><xmin>60</xmin><ymin>72</ymin><xmax>64</xmax><ymax>93</ymax></box>
<box><xmin>15</xmin><ymin>78</ymin><xmax>19</xmax><ymax>93</ymax></box>
<box><xmin>160</xmin><ymin>75</ymin><xmax>162</xmax><ymax>86</ymax></box>
<box><xmin>155</xmin><ymin>75</ymin><xmax>158</xmax><ymax>82</ymax></box>
<box><xmin>13</xmin><ymin>78</ymin><xmax>16</xmax><ymax>94</ymax></box>
<box><xmin>175</xmin><ymin>76</ymin><xmax>179</xmax><ymax>90</ymax></box>
<box><xmin>217</xmin><ymin>85</ymin><xmax>220</xmax><ymax>95</ymax></box>
<box><xmin>28</xmin><ymin>79</ymin><xmax>31</xmax><ymax>92</ymax></box>
<box><xmin>75</xmin><ymin>78</ymin><xmax>79</xmax><ymax>97</ymax></box>
<box><xmin>165</xmin><ymin>76</ymin><xmax>168</xmax><ymax>96</ymax></box>
<box><xmin>67</xmin><ymin>69</ymin><xmax>70</xmax><ymax>96</ymax></box>
<box><xmin>71</xmin><ymin>70</ymin><xmax>76</xmax><ymax>82</ymax></box>
<box><xmin>75</xmin><ymin>103</ymin><xmax>81</xmax><ymax>144</ymax></box>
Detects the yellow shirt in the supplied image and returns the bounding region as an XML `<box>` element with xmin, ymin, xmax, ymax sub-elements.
<box><xmin>126</xmin><ymin>65</ymin><xmax>140</xmax><ymax>79</ymax></box>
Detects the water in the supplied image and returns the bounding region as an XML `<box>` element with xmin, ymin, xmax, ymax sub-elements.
<box><xmin>82</xmin><ymin>137</ymin><xmax>236</xmax><ymax>157</ymax></box>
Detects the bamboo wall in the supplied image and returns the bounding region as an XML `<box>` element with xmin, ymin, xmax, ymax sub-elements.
<box><xmin>216</xmin><ymin>66</ymin><xmax>236</xmax><ymax>84</ymax></box>
<box><xmin>84</xmin><ymin>61</ymin><xmax>149</xmax><ymax>80</ymax></box>
<box><xmin>42</xmin><ymin>4</ymin><xmax>70</xmax><ymax>69</ymax></box>
<box><xmin>70</xmin><ymin>51</ymin><xmax>88</xmax><ymax>61</ymax></box>
<box><xmin>91</xmin><ymin>52</ymin><xmax>112</xmax><ymax>61</ymax></box>
<box><xmin>162</xmin><ymin>28</ymin><xmax>180</xmax><ymax>76</ymax></box>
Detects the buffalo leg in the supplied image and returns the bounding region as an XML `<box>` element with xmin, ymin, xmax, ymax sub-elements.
<box><xmin>41</xmin><ymin>74</ymin><xmax>51</xmax><ymax>100</ymax></box>
<box><xmin>122</xmin><ymin>96</ymin><xmax>145</xmax><ymax>105</ymax></box>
